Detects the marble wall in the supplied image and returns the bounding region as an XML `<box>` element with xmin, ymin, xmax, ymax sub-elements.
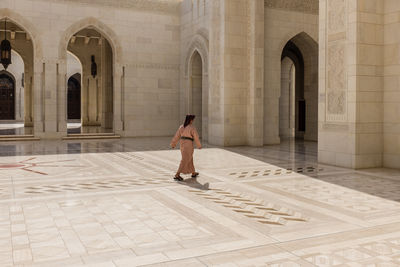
<box><xmin>384</xmin><ymin>0</ymin><xmax>400</xmax><ymax>168</ymax></box>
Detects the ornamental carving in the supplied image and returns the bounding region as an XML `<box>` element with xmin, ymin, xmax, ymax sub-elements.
<box><xmin>264</xmin><ymin>0</ymin><xmax>318</xmax><ymax>14</ymax></box>
<box><xmin>328</xmin><ymin>0</ymin><xmax>345</xmax><ymax>33</ymax></box>
<box><xmin>327</xmin><ymin>91</ymin><xmax>345</xmax><ymax>114</ymax></box>
<box><xmin>327</xmin><ymin>42</ymin><xmax>346</xmax><ymax>115</ymax></box>
<box><xmin>55</xmin><ymin>0</ymin><xmax>181</xmax><ymax>14</ymax></box>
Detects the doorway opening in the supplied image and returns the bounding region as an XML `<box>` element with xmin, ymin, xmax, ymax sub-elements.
<box><xmin>190</xmin><ymin>51</ymin><xmax>203</xmax><ymax>137</ymax></box>
<box><xmin>279</xmin><ymin>33</ymin><xmax>318</xmax><ymax>142</ymax></box>
<box><xmin>0</xmin><ymin>19</ymin><xmax>34</xmax><ymax>136</ymax></box>
<box><xmin>0</xmin><ymin>72</ymin><xmax>15</xmax><ymax>120</ymax></box>
<box><xmin>66</xmin><ymin>27</ymin><xmax>114</xmax><ymax>134</ymax></box>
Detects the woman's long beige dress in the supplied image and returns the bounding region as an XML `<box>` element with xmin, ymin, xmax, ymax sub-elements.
<box><xmin>171</xmin><ymin>125</ymin><xmax>201</xmax><ymax>174</ymax></box>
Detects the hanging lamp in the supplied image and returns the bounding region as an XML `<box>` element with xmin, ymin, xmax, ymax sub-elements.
<box><xmin>0</xmin><ymin>19</ymin><xmax>12</xmax><ymax>69</ymax></box>
<box><xmin>91</xmin><ymin>55</ymin><xmax>97</xmax><ymax>78</ymax></box>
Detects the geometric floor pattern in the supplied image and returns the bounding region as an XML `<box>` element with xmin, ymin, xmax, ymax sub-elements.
<box><xmin>0</xmin><ymin>138</ymin><xmax>400</xmax><ymax>266</ymax></box>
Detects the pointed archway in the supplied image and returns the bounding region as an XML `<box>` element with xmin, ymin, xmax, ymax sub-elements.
<box><xmin>279</xmin><ymin>32</ymin><xmax>318</xmax><ymax>142</ymax></box>
<box><xmin>59</xmin><ymin>17</ymin><xmax>123</xmax><ymax>135</ymax></box>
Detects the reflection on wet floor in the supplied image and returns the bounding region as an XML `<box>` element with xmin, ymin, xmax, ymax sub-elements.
<box><xmin>67</xmin><ymin>122</ymin><xmax>114</xmax><ymax>134</ymax></box>
<box><xmin>0</xmin><ymin>122</ymin><xmax>114</xmax><ymax>135</ymax></box>
<box><xmin>0</xmin><ymin>123</ymin><xmax>33</xmax><ymax>135</ymax></box>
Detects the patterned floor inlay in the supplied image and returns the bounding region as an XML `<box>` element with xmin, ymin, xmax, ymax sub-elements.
<box><xmin>0</xmin><ymin>157</ymin><xmax>84</xmax><ymax>176</ymax></box>
<box><xmin>228</xmin><ymin>166</ymin><xmax>325</xmax><ymax>178</ymax></box>
<box><xmin>263</xmin><ymin>177</ymin><xmax>400</xmax><ymax>213</ymax></box>
<box><xmin>188</xmin><ymin>188</ymin><xmax>307</xmax><ymax>225</ymax></box>
<box><xmin>22</xmin><ymin>176</ymin><xmax>174</xmax><ymax>195</ymax></box>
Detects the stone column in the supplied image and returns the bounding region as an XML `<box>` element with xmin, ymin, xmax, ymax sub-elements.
<box><xmin>101</xmin><ymin>41</ymin><xmax>113</xmax><ymax>130</ymax></box>
<box><xmin>263</xmin><ymin>47</ymin><xmax>281</xmax><ymax>145</ymax></box>
<box><xmin>57</xmin><ymin>59</ymin><xmax>67</xmax><ymax>134</ymax></box>
<box><xmin>208</xmin><ymin>0</ymin><xmax>264</xmax><ymax>146</ymax></box>
<box><xmin>208</xmin><ymin>0</ymin><xmax>225</xmax><ymax>145</ymax></box>
<box><xmin>34</xmin><ymin>58</ymin><xmax>64</xmax><ymax>138</ymax></box>
<box><xmin>318</xmin><ymin>0</ymin><xmax>383</xmax><ymax>168</ymax></box>
<box><xmin>384</xmin><ymin>0</ymin><xmax>400</xmax><ymax>167</ymax></box>
<box><xmin>24</xmin><ymin>65</ymin><xmax>33</xmax><ymax>126</ymax></box>
<box><xmin>33</xmin><ymin>60</ymin><xmax>44</xmax><ymax>135</ymax></box>
<box><xmin>247</xmin><ymin>0</ymin><xmax>264</xmax><ymax>146</ymax></box>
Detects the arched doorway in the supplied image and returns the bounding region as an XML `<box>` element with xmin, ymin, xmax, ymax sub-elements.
<box><xmin>0</xmin><ymin>73</ymin><xmax>15</xmax><ymax>120</ymax></box>
<box><xmin>280</xmin><ymin>57</ymin><xmax>296</xmax><ymax>139</ymax></box>
<box><xmin>0</xmin><ymin>18</ymin><xmax>34</xmax><ymax>136</ymax></box>
<box><xmin>190</xmin><ymin>51</ymin><xmax>203</xmax><ymax>137</ymax></box>
<box><xmin>66</xmin><ymin>27</ymin><xmax>114</xmax><ymax>133</ymax></box>
<box><xmin>67</xmin><ymin>74</ymin><xmax>81</xmax><ymax>120</ymax></box>
<box><xmin>279</xmin><ymin>32</ymin><xmax>318</xmax><ymax>142</ymax></box>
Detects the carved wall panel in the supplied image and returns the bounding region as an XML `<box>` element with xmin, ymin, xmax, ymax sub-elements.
<box><xmin>264</xmin><ymin>0</ymin><xmax>318</xmax><ymax>14</ymax></box>
<box><xmin>328</xmin><ymin>0</ymin><xmax>345</xmax><ymax>34</ymax></box>
<box><xmin>46</xmin><ymin>0</ymin><xmax>181</xmax><ymax>14</ymax></box>
<box><xmin>325</xmin><ymin>0</ymin><xmax>347</xmax><ymax>122</ymax></box>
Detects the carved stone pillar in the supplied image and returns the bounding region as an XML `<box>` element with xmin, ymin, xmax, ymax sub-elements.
<box><xmin>318</xmin><ymin>0</ymin><xmax>384</xmax><ymax>168</ymax></box>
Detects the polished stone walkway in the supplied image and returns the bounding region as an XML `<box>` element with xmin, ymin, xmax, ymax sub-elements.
<box><xmin>0</xmin><ymin>138</ymin><xmax>399</xmax><ymax>266</ymax></box>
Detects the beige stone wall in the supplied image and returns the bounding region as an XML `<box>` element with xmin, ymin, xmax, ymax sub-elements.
<box><xmin>263</xmin><ymin>6</ymin><xmax>319</xmax><ymax>145</ymax></box>
<box><xmin>384</xmin><ymin>0</ymin><xmax>400</xmax><ymax>168</ymax></box>
<box><xmin>66</xmin><ymin>52</ymin><xmax>81</xmax><ymax>80</ymax></box>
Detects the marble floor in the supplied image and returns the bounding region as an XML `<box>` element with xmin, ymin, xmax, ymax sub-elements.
<box><xmin>0</xmin><ymin>122</ymin><xmax>113</xmax><ymax>135</ymax></box>
<box><xmin>0</xmin><ymin>138</ymin><xmax>399</xmax><ymax>266</ymax></box>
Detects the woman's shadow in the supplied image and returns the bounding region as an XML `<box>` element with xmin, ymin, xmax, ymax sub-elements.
<box><xmin>178</xmin><ymin>177</ymin><xmax>209</xmax><ymax>191</ymax></box>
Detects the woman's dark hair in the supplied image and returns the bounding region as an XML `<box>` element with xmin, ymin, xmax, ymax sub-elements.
<box><xmin>183</xmin><ymin>114</ymin><xmax>196</xmax><ymax>127</ymax></box>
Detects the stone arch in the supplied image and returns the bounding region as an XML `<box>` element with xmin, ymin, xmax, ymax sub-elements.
<box><xmin>280</xmin><ymin>31</ymin><xmax>319</xmax><ymax>141</ymax></box>
<box><xmin>279</xmin><ymin>31</ymin><xmax>318</xmax><ymax>56</ymax></box>
<box><xmin>58</xmin><ymin>17</ymin><xmax>122</xmax><ymax>63</ymax></box>
<box><xmin>184</xmin><ymin>33</ymin><xmax>209</xmax><ymax>76</ymax></box>
<box><xmin>0</xmin><ymin>8</ymin><xmax>43</xmax><ymax>58</ymax></box>
<box><xmin>0</xmin><ymin>70</ymin><xmax>16</xmax><ymax>84</ymax></box>
<box><xmin>58</xmin><ymin>17</ymin><xmax>125</xmax><ymax>133</ymax></box>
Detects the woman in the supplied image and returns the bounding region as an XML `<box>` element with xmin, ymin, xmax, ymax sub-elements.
<box><xmin>171</xmin><ymin>114</ymin><xmax>202</xmax><ymax>181</ymax></box>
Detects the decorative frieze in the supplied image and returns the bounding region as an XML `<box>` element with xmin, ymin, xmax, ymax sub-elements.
<box><xmin>128</xmin><ymin>63</ymin><xmax>179</xmax><ymax>70</ymax></box>
<box><xmin>50</xmin><ymin>0</ymin><xmax>181</xmax><ymax>14</ymax></box>
<box><xmin>264</xmin><ymin>0</ymin><xmax>318</xmax><ymax>14</ymax></box>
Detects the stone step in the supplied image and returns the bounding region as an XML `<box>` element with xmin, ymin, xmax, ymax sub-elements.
<box><xmin>62</xmin><ymin>134</ymin><xmax>121</xmax><ymax>140</ymax></box>
<box><xmin>67</xmin><ymin>132</ymin><xmax>116</xmax><ymax>137</ymax></box>
<box><xmin>0</xmin><ymin>135</ymin><xmax>40</xmax><ymax>142</ymax></box>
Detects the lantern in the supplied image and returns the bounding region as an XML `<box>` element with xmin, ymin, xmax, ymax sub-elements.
<box><xmin>0</xmin><ymin>19</ymin><xmax>11</xmax><ymax>70</ymax></box>
<box><xmin>91</xmin><ymin>55</ymin><xmax>97</xmax><ymax>78</ymax></box>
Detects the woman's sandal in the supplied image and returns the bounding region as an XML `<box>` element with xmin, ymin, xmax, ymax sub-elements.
<box><xmin>174</xmin><ymin>175</ymin><xmax>184</xmax><ymax>181</ymax></box>
<box><xmin>191</xmin><ymin>172</ymin><xmax>199</xmax><ymax>178</ymax></box>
